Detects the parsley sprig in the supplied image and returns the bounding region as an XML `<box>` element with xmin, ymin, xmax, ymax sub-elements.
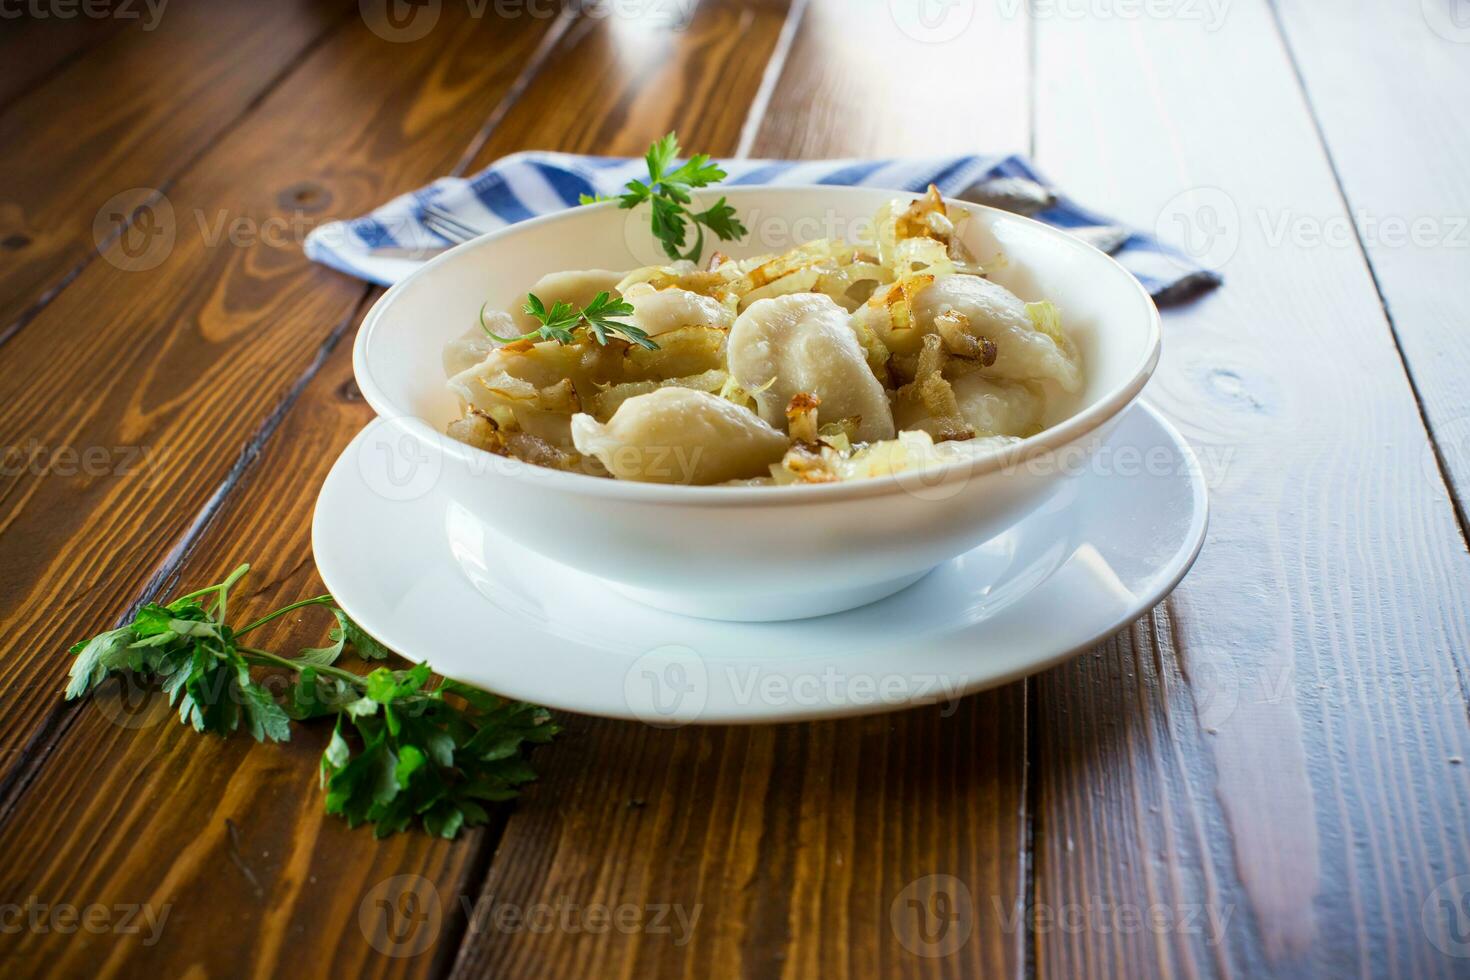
<box><xmin>65</xmin><ymin>565</ymin><xmax>558</xmax><ymax>838</ymax></box>
<box><xmin>580</xmin><ymin>132</ymin><xmax>747</xmax><ymax>262</ymax></box>
<box><xmin>481</xmin><ymin>290</ymin><xmax>657</xmax><ymax>350</ymax></box>
<box><xmin>479</xmin><ymin>134</ymin><xmax>745</xmax><ymax>352</ymax></box>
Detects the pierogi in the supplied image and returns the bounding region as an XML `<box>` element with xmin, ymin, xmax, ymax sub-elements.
<box><xmin>442</xmin><ymin>187</ymin><xmax>1084</xmax><ymax>486</ymax></box>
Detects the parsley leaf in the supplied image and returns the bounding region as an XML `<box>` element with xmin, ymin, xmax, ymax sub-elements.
<box><xmin>320</xmin><ymin>666</ymin><xmax>553</xmax><ymax>838</ymax></box>
<box><xmin>693</xmin><ymin>197</ymin><xmax>746</xmax><ymax>243</ymax></box>
<box><xmin>581</xmin><ymin>132</ymin><xmax>747</xmax><ymax>262</ymax></box>
<box><xmin>63</xmin><ymin>564</ymin><xmax>558</xmax><ymax>838</ymax></box>
<box><xmin>645</xmin><ymin>131</ymin><xmax>680</xmax><ymax>182</ymax></box>
<box><xmin>66</xmin><ymin>627</ymin><xmax>133</xmax><ymax>700</ymax></box>
<box><xmin>296</xmin><ymin>607</ymin><xmax>392</xmax><ymax>667</ymax></box>
<box><xmin>480</xmin><ymin>291</ymin><xmax>656</xmax><ymax>350</ymax></box>
<box><xmin>579</xmin><ymin>291</ymin><xmax>657</xmax><ymax>349</ymax></box>
<box><xmin>484</xmin><ymin>134</ymin><xmax>743</xmax><ymax>351</ymax></box>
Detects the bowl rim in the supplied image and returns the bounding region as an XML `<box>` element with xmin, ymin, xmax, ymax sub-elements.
<box><xmin>353</xmin><ymin>185</ymin><xmax>1162</xmax><ymax>507</ymax></box>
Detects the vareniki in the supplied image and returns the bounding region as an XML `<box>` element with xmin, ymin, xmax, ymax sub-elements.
<box><xmin>442</xmin><ymin>187</ymin><xmax>1083</xmax><ymax>486</ymax></box>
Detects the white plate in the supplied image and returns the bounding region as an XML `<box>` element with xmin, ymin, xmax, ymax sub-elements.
<box><xmin>312</xmin><ymin>401</ymin><xmax>1207</xmax><ymax>724</ymax></box>
<box><xmin>355</xmin><ymin>186</ymin><xmax>1161</xmax><ymax>620</ymax></box>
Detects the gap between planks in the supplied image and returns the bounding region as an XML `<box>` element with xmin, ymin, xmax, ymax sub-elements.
<box><xmin>733</xmin><ymin>0</ymin><xmax>811</xmax><ymax>158</ymax></box>
<box><xmin>8</xmin><ymin>7</ymin><xmax>1030</xmax><ymax>975</ymax></box>
<box><xmin>0</xmin><ymin>291</ymin><xmax>367</xmax><ymax>827</ymax></box>
<box><xmin>0</xmin><ymin>18</ymin><xmax>115</xmax><ymax>116</ymax></box>
<box><xmin>0</xmin><ymin>4</ymin><xmax>358</xmax><ymax>353</ymax></box>
<box><xmin>436</xmin><ymin>7</ymin><xmax>837</xmax><ymax>975</ymax></box>
<box><xmin>0</xmin><ymin>10</ymin><xmax>575</xmax><ymax>831</ymax></box>
<box><xmin>1263</xmin><ymin>0</ymin><xmax>1470</xmax><ymax>553</ymax></box>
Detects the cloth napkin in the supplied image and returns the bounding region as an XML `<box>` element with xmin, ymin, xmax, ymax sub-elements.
<box><xmin>304</xmin><ymin>152</ymin><xmax>1220</xmax><ymax>305</ymax></box>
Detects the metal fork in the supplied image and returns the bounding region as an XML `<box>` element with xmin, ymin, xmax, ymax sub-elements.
<box><xmin>421</xmin><ymin>201</ymin><xmax>487</xmax><ymax>245</ymax></box>
<box><xmin>364</xmin><ymin>201</ymin><xmax>487</xmax><ymax>258</ymax></box>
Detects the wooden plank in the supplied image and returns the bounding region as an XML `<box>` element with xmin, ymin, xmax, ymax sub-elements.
<box><xmin>455</xmin><ymin>698</ymin><xmax>1026</xmax><ymax>979</ymax></box>
<box><xmin>450</xmin><ymin>2</ymin><xmax>1034</xmax><ymax>977</ymax></box>
<box><xmin>0</xmin><ymin>0</ymin><xmax>354</xmax><ymax>344</ymax></box>
<box><xmin>1035</xmin><ymin>609</ymin><xmax>1256</xmax><ymax>976</ymax></box>
<box><xmin>0</xmin><ymin>322</ymin><xmax>484</xmax><ymax>980</ymax></box>
<box><xmin>0</xmin><ymin>322</ymin><xmax>473</xmax><ymax>980</ymax></box>
<box><xmin>0</xmin><ymin>10</ymin><xmax>120</xmax><ymax>110</ymax></box>
<box><xmin>458</xmin><ymin>0</ymin><xmax>798</xmax><ymax>170</ymax></box>
<box><xmin>0</xmin><ymin>2</ymin><xmax>795</xmax><ymax>976</ymax></box>
<box><xmin>1271</xmin><ymin>0</ymin><xmax>1470</xmax><ymax>529</ymax></box>
<box><xmin>1031</xmin><ymin>2</ymin><xmax>1470</xmax><ymax>975</ymax></box>
<box><xmin>0</xmin><ymin>5</ymin><xmax>559</xmax><ymax>795</ymax></box>
<box><xmin>743</xmin><ymin>0</ymin><xmax>1029</xmax><ymax>158</ymax></box>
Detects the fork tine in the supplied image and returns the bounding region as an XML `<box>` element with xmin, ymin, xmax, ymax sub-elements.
<box><xmin>422</xmin><ymin>202</ymin><xmax>485</xmax><ymax>243</ymax></box>
<box><xmin>423</xmin><ymin>212</ymin><xmax>481</xmax><ymax>245</ymax></box>
<box><xmin>422</xmin><ymin>211</ymin><xmax>471</xmax><ymax>244</ymax></box>
<box><xmin>422</xmin><ymin>200</ymin><xmax>464</xmax><ymax>226</ymax></box>
<box><xmin>421</xmin><ymin>205</ymin><xmax>468</xmax><ymax>241</ymax></box>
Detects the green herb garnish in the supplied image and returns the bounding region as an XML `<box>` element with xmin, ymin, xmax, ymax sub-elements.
<box><xmin>480</xmin><ymin>134</ymin><xmax>744</xmax><ymax>351</ymax></box>
<box><xmin>65</xmin><ymin>564</ymin><xmax>558</xmax><ymax>838</ymax></box>
<box><xmin>580</xmin><ymin>131</ymin><xmax>747</xmax><ymax>263</ymax></box>
<box><xmin>481</xmin><ymin>290</ymin><xmax>657</xmax><ymax>350</ymax></box>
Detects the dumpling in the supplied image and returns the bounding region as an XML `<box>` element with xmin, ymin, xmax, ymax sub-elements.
<box><xmin>442</xmin><ymin>314</ymin><xmax>509</xmax><ymax>377</ymax></box>
<box><xmin>949</xmin><ymin>375</ymin><xmax>1044</xmax><ymax>436</ymax></box>
<box><xmin>510</xmin><ymin>269</ymin><xmax>623</xmax><ymax>331</ymax></box>
<box><xmin>728</xmin><ymin>294</ymin><xmax>895</xmax><ymax>443</ymax></box>
<box><xmin>570</xmin><ymin>388</ymin><xmax>788</xmax><ymax>485</ymax></box>
<box><xmin>622</xmin><ymin>283</ymin><xmax>735</xmax><ymax>336</ymax></box>
<box><xmin>910</xmin><ymin>275</ymin><xmax>1082</xmax><ymax>392</ymax></box>
<box><xmin>447</xmin><ymin>339</ymin><xmax>625</xmax><ymax>448</ymax></box>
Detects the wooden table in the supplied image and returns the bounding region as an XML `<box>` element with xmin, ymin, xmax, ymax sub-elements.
<box><xmin>3</xmin><ymin>1</ymin><xmax>1468</xmax><ymax>976</ymax></box>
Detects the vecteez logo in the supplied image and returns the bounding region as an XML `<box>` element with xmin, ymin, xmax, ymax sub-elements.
<box><xmin>354</xmin><ymin>415</ymin><xmax>445</xmax><ymax>502</ymax></box>
<box><xmin>623</xmin><ymin>645</ymin><xmax>709</xmax><ymax>728</ymax></box>
<box><xmin>888</xmin><ymin>0</ymin><xmax>976</xmax><ymax>44</ymax></box>
<box><xmin>890</xmin><ymin>874</ymin><xmax>975</xmax><ymax>957</ymax></box>
<box><xmin>1423</xmin><ymin>0</ymin><xmax>1470</xmax><ymax>43</ymax></box>
<box><xmin>1423</xmin><ymin>875</ymin><xmax>1470</xmax><ymax>957</ymax></box>
<box><xmin>1155</xmin><ymin>186</ymin><xmax>1240</xmax><ymax>272</ymax></box>
<box><xmin>360</xmin><ymin>874</ymin><xmax>443</xmax><ymax>957</ymax></box>
<box><xmin>361</xmin><ymin>0</ymin><xmax>442</xmax><ymax>42</ymax></box>
<box><xmin>91</xmin><ymin>673</ymin><xmax>172</xmax><ymax>730</ymax></box>
<box><xmin>93</xmin><ymin>188</ymin><xmax>175</xmax><ymax>272</ymax></box>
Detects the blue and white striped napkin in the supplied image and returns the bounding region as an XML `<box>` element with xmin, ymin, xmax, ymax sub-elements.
<box><xmin>304</xmin><ymin>152</ymin><xmax>1219</xmax><ymax>305</ymax></box>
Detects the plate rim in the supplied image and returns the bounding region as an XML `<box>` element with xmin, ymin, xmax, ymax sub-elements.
<box><xmin>313</xmin><ymin>400</ymin><xmax>1209</xmax><ymax>723</ymax></box>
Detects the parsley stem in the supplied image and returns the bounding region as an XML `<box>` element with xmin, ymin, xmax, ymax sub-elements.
<box><xmin>678</xmin><ymin>222</ymin><xmax>706</xmax><ymax>263</ymax></box>
<box><xmin>172</xmin><ymin>563</ymin><xmax>251</xmax><ymax>606</ymax></box>
<box><xmin>235</xmin><ymin>595</ymin><xmax>335</xmax><ymax>637</ymax></box>
<box><xmin>479</xmin><ymin>303</ymin><xmax>533</xmax><ymax>343</ymax></box>
<box><xmin>239</xmin><ymin>646</ymin><xmax>366</xmax><ymax>689</ymax></box>
<box><xmin>212</xmin><ymin>564</ymin><xmax>251</xmax><ymax>623</ymax></box>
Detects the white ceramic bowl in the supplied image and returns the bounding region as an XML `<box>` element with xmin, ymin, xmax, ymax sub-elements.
<box><xmin>352</xmin><ymin>187</ymin><xmax>1160</xmax><ymax>621</ymax></box>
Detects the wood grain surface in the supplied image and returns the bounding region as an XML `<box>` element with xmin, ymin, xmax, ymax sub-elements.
<box><xmin>452</xmin><ymin>2</ymin><xmax>1035</xmax><ymax>977</ymax></box>
<box><xmin>0</xmin><ymin>0</ymin><xmax>353</xmax><ymax>344</ymax></box>
<box><xmin>0</xmin><ymin>4</ymin><xmax>557</xmax><ymax>796</ymax></box>
<box><xmin>1033</xmin><ymin>2</ymin><xmax>1470</xmax><ymax>975</ymax></box>
<box><xmin>2</xmin><ymin>0</ymin><xmax>1468</xmax><ymax>977</ymax></box>
<box><xmin>1272</xmin><ymin>0</ymin><xmax>1470</xmax><ymax>531</ymax></box>
<box><xmin>0</xmin><ymin>6</ymin><xmax>119</xmax><ymax>110</ymax></box>
<box><xmin>0</xmin><ymin>2</ymin><xmax>794</xmax><ymax>977</ymax></box>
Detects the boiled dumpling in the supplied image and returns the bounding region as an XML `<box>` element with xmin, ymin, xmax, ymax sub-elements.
<box><xmin>510</xmin><ymin>269</ymin><xmax>623</xmax><ymax>331</ymax></box>
<box><xmin>570</xmin><ymin>388</ymin><xmax>787</xmax><ymax>485</ymax></box>
<box><xmin>728</xmin><ymin>294</ymin><xmax>895</xmax><ymax>443</ymax></box>
<box><xmin>891</xmin><ymin>373</ymin><xmax>1042</xmax><ymax>438</ymax></box>
<box><xmin>622</xmin><ymin>283</ymin><xmax>735</xmax><ymax>336</ymax></box>
<box><xmin>442</xmin><ymin>314</ymin><xmax>510</xmax><ymax>377</ymax></box>
<box><xmin>950</xmin><ymin>375</ymin><xmax>1044</xmax><ymax>436</ymax></box>
<box><xmin>448</xmin><ymin>338</ymin><xmax>625</xmax><ymax>448</ymax></box>
<box><xmin>911</xmin><ymin>275</ymin><xmax>1082</xmax><ymax>392</ymax></box>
